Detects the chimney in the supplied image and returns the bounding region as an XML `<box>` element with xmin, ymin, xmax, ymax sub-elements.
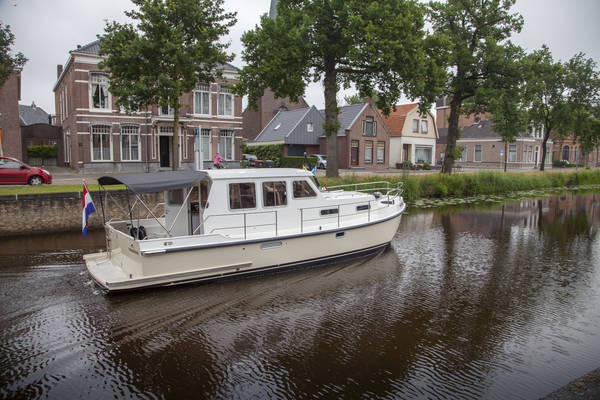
<box><xmin>57</xmin><ymin>64</ymin><xmax>63</xmax><ymax>78</ymax></box>
<box><xmin>31</xmin><ymin>101</ymin><xmax>36</xmax><ymax>109</ymax></box>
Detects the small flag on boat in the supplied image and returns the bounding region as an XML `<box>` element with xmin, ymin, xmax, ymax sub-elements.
<box><xmin>82</xmin><ymin>182</ymin><xmax>96</xmax><ymax>236</ymax></box>
<box><xmin>311</xmin><ymin>165</ymin><xmax>317</xmax><ymax>176</ymax></box>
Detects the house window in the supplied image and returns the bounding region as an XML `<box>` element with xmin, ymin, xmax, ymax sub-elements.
<box><xmin>219</xmin><ymin>130</ymin><xmax>234</xmax><ymax>160</ymax></box>
<box><xmin>229</xmin><ymin>183</ymin><xmax>256</xmax><ymax>209</ymax></box>
<box><xmin>218</xmin><ymin>85</ymin><xmax>233</xmax><ymax>116</ymax></box>
<box><xmin>363</xmin><ymin>117</ymin><xmax>376</xmax><ymax>137</ymax></box>
<box><xmin>421</xmin><ymin>120</ymin><xmax>428</xmax><ymax>134</ymax></box>
<box><xmin>91</xmin><ymin>124</ymin><xmax>112</xmax><ymax>161</ymax></box>
<box><xmin>293</xmin><ymin>180</ymin><xmax>316</xmax><ymax>198</ymax></box>
<box><xmin>263</xmin><ymin>181</ymin><xmax>287</xmax><ymax>207</ymax></box>
<box><xmin>64</xmin><ymin>130</ymin><xmax>71</xmax><ymax>164</ymax></box>
<box><xmin>415</xmin><ymin>146</ymin><xmax>432</xmax><ymax>163</ymax></box>
<box><xmin>574</xmin><ymin>147</ymin><xmax>578</xmax><ymax>163</ymax></box>
<box><xmin>562</xmin><ymin>145</ymin><xmax>570</xmax><ymax>161</ymax></box>
<box><xmin>474</xmin><ymin>144</ymin><xmax>482</xmax><ymax>162</ymax></box>
<box><xmin>307</xmin><ymin>122</ymin><xmax>313</xmax><ymax>132</ymax></box>
<box><xmin>89</xmin><ymin>73</ymin><xmax>110</xmax><ymax>110</ymax></box>
<box><xmin>160</xmin><ymin>105</ymin><xmax>174</xmax><ymax>116</ymax></box>
<box><xmin>458</xmin><ymin>146</ymin><xmax>467</xmax><ymax>162</ymax></box>
<box><xmin>121</xmin><ymin>125</ymin><xmax>140</xmax><ymax>161</ymax></box>
<box><xmin>377</xmin><ymin>142</ymin><xmax>385</xmax><ymax>164</ymax></box>
<box><xmin>201</xmin><ymin>128</ymin><xmax>211</xmax><ymax>160</ymax></box>
<box><xmin>412</xmin><ymin>119</ymin><xmax>419</xmax><ymax>133</ymax></box>
<box><xmin>194</xmin><ymin>83</ymin><xmax>211</xmax><ymax>115</ymax></box>
<box><xmin>508</xmin><ymin>144</ymin><xmax>517</xmax><ymax>162</ymax></box>
<box><xmin>364</xmin><ymin>141</ymin><xmax>373</xmax><ymax>164</ymax></box>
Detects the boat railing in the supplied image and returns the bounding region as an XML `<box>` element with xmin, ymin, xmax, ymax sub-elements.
<box><xmin>322</xmin><ymin>181</ymin><xmax>403</xmax><ymax>196</ymax></box>
<box><xmin>203</xmin><ymin>210</ymin><xmax>278</xmax><ymax>239</ymax></box>
<box><xmin>298</xmin><ymin>194</ymin><xmax>401</xmax><ymax>233</ymax></box>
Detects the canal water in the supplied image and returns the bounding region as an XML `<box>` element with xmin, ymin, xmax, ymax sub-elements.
<box><xmin>1</xmin><ymin>192</ymin><xmax>599</xmax><ymax>399</ymax></box>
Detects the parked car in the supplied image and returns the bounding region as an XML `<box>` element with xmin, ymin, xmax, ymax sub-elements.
<box><xmin>311</xmin><ymin>154</ymin><xmax>327</xmax><ymax>169</ymax></box>
<box><xmin>0</xmin><ymin>156</ymin><xmax>52</xmax><ymax>185</ymax></box>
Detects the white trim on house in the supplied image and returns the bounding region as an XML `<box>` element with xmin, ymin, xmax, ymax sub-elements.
<box><xmin>347</xmin><ymin>103</ymin><xmax>369</xmax><ymax>130</ymax></box>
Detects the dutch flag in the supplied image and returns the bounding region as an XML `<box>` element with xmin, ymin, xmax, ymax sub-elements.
<box><xmin>82</xmin><ymin>182</ymin><xmax>97</xmax><ymax>236</ymax></box>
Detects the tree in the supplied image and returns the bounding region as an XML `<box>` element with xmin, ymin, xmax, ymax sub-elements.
<box><xmin>429</xmin><ymin>0</ymin><xmax>523</xmax><ymax>174</ymax></box>
<box><xmin>236</xmin><ymin>0</ymin><xmax>445</xmax><ymax>177</ymax></box>
<box><xmin>0</xmin><ymin>23</ymin><xmax>27</xmax><ymax>86</ymax></box>
<box><xmin>343</xmin><ymin>93</ymin><xmax>363</xmax><ymax>106</ymax></box>
<box><xmin>99</xmin><ymin>0</ymin><xmax>236</xmax><ymax>170</ymax></box>
<box><xmin>522</xmin><ymin>47</ymin><xmax>599</xmax><ymax>170</ymax></box>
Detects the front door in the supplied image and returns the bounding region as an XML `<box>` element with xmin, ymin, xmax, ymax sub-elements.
<box><xmin>403</xmin><ymin>144</ymin><xmax>409</xmax><ymax>162</ymax></box>
<box><xmin>534</xmin><ymin>146</ymin><xmax>539</xmax><ymax>166</ymax></box>
<box><xmin>351</xmin><ymin>140</ymin><xmax>359</xmax><ymax>166</ymax></box>
<box><xmin>159</xmin><ymin>136</ymin><xmax>171</xmax><ymax>168</ymax></box>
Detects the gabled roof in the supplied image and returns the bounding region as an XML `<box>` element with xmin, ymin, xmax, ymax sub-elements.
<box><xmin>254</xmin><ymin>107</ymin><xmax>312</xmax><ymax>142</ymax></box>
<box><xmin>454</xmin><ymin>120</ymin><xmax>532</xmax><ymax>141</ymax></box>
<box><xmin>19</xmin><ymin>104</ymin><xmax>50</xmax><ymax>126</ymax></box>
<box><xmin>319</xmin><ymin>103</ymin><xmax>368</xmax><ymax>136</ymax></box>
<box><xmin>380</xmin><ymin>103</ymin><xmax>418</xmax><ymax>136</ymax></box>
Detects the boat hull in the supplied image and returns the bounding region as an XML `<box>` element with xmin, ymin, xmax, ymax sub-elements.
<box><xmin>85</xmin><ymin>207</ymin><xmax>403</xmax><ymax>293</ymax></box>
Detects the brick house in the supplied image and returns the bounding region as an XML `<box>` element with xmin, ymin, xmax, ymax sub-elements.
<box><xmin>53</xmin><ymin>40</ymin><xmax>243</xmax><ymax>172</ymax></box>
<box><xmin>438</xmin><ymin>119</ymin><xmax>553</xmax><ymax>169</ymax></box>
<box><xmin>552</xmin><ymin>136</ymin><xmax>600</xmax><ymax>167</ymax></box>
<box><xmin>319</xmin><ymin>101</ymin><xmax>391</xmax><ymax>169</ymax></box>
<box><xmin>0</xmin><ymin>70</ymin><xmax>22</xmax><ymax>159</ymax></box>
<box><xmin>436</xmin><ymin>97</ymin><xmax>552</xmax><ymax>169</ymax></box>
<box><xmin>381</xmin><ymin>103</ymin><xmax>438</xmax><ymax>168</ymax></box>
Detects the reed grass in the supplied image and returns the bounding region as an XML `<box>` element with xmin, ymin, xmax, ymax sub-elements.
<box><xmin>319</xmin><ymin>169</ymin><xmax>600</xmax><ymax>203</ymax></box>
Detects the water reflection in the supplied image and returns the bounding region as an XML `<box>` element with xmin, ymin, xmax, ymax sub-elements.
<box><xmin>0</xmin><ymin>192</ymin><xmax>599</xmax><ymax>399</ymax></box>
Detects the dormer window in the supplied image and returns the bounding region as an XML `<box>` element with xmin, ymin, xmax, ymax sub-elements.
<box><xmin>307</xmin><ymin>122</ymin><xmax>314</xmax><ymax>132</ymax></box>
<box><xmin>89</xmin><ymin>73</ymin><xmax>110</xmax><ymax>110</ymax></box>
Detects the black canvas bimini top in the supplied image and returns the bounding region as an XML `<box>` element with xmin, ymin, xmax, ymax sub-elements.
<box><xmin>98</xmin><ymin>171</ymin><xmax>208</xmax><ymax>194</ymax></box>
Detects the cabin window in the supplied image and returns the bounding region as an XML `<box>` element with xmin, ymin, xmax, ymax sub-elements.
<box><xmin>263</xmin><ymin>181</ymin><xmax>287</xmax><ymax>207</ymax></box>
<box><xmin>293</xmin><ymin>180</ymin><xmax>316</xmax><ymax>198</ymax></box>
<box><xmin>229</xmin><ymin>183</ymin><xmax>256</xmax><ymax>209</ymax></box>
<box><xmin>320</xmin><ymin>208</ymin><xmax>338</xmax><ymax>216</ymax></box>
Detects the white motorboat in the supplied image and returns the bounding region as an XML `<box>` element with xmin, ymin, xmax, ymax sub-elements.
<box><xmin>84</xmin><ymin>168</ymin><xmax>405</xmax><ymax>292</ymax></box>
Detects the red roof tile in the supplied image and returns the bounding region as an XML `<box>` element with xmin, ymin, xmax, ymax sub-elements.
<box><xmin>380</xmin><ymin>104</ymin><xmax>418</xmax><ymax>136</ymax></box>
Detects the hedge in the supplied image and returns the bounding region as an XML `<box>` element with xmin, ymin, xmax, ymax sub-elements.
<box><xmin>242</xmin><ymin>143</ymin><xmax>284</xmax><ymax>167</ymax></box>
<box><xmin>27</xmin><ymin>145</ymin><xmax>57</xmax><ymax>159</ymax></box>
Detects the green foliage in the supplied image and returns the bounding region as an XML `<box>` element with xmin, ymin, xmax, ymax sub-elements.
<box><xmin>320</xmin><ymin>170</ymin><xmax>600</xmax><ymax>202</ymax></box>
<box><xmin>236</xmin><ymin>0</ymin><xmax>446</xmax><ymax>176</ymax></box>
<box><xmin>27</xmin><ymin>145</ymin><xmax>57</xmax><ymax>159</ymax></box>
<box><xmin>0</xmin><ymin>23</ymin><xmax>27</xmax><ymax>86</ymax></box>
<box><xmin>242</xmin><ymin>144</ymin><xmax>284</xmax><ymax>166</ymax></box>
<box><xmin>429</xmin><ymin>0</ymin><xmax>523</xmax><ymax>174</ymax></box>
<box><xmin>280</xmin><ymin>156</ymin><xmax>318</xmax><ymax>168</ymax></box>
<box><xmin>99</xmin><ymin>0</ymin><xmax>236</xmax><ymax>170</ymax></box>
<box><xmin>423</xmin><ymin>162</ymin><xmax>431</xmax><ymax>170</ymax></box>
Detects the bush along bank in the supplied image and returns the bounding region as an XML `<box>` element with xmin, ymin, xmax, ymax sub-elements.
<box><xmin>318</xmin><ymin>170</ymin><xmax>600</xmax><ymax>204</ymax></box>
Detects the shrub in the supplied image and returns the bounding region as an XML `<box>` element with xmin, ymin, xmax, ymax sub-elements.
<box><xmin>423</xmin><ymin>162</ymin><xmax>431</xmax><ymax>170</ymax></box>
<box><xmin>27</xmin><ymin>145</ymin><xmax>57</xmax><ymax>159</ymax></box>
<box><xmin>553</xmin><ymin>160</ymin><xmax>568</xmax><ymax>168</ymax></box>
<box><xmin>242</xmin><ymin>143</ymin><xmax>284</xmax><ymax>166</ymax></box>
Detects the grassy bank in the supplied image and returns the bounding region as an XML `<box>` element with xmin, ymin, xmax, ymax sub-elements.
<box><xmin>0</xmin><ymin>184</ymin><xmax>124</xmax><ymax>195</ymax></box>
<box><xmin>1</xmin><ymin>170</ymin><xmax>599</xmax><ymax>200</ymax></box>
<box><xmin>319</xmin><ymin>169</ymin><xmax>600</xmax><ymax>203</ymax></box>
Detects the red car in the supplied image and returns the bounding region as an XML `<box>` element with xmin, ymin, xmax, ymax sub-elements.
<box><xmin>0</xmin><ymin>156</ymin><xmax>52</xmax><ymax>185</ymax></box>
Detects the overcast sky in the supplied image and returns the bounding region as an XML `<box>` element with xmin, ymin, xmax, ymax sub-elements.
<box><xmin>1</xmin><ymin>0</ymin><xmax>599</xmax><ymax>115</ymax></box>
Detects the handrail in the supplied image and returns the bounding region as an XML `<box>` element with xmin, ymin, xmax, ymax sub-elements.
<box><xmin>322</xmin><ymin>181</ymin><xmax>403</xmax><ymax>197</ymax></box>
<box><xmin>203</xmin><ymin>210</ymin><xmax>278</xmax><ymax>239</ymax></box>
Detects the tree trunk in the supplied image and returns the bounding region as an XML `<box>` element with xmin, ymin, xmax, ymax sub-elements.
<box><xmin>540</xmin><ymin>129</ymin><xmax>550</xmax><ymax>171</ymax></box>
<box><xmin>323</xmin><ymin>61</ymin><xmax>339</xmax><ymax>177</ymax></box>
<box><xmin>172</xmin><ymin>98</ymin><xmax>180</xmax><ymax>171</ymax></box>
<box><xmin>504</xmin><ymin>141</ymin><xmax>508</xmax><ymax>172</ymax></box>
<box><xmin>441</xmin><ymin>96</ymin><xmax>462</xmax><ymax>174</ymax></box>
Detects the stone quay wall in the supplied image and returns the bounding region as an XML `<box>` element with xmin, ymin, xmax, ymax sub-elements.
<box><xmin>0</xmin><ymin>191</ymin><xmax>163</xmax><ymax>237</ymax></box>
